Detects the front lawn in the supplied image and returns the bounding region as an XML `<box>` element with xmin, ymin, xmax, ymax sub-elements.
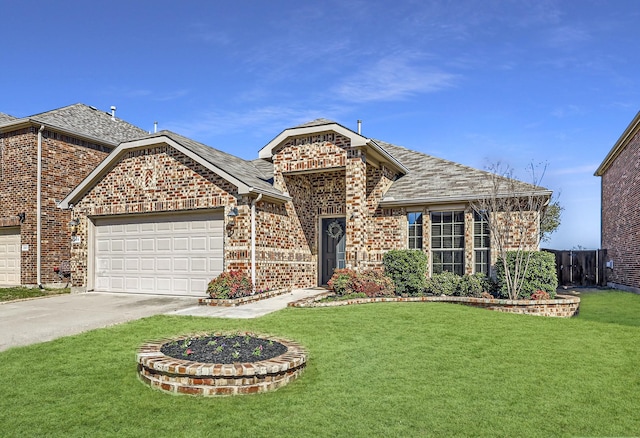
<box><xmin>0</xmin><ymin>286</ymin><xmax>70</xmax><ymax>302</ymax></box>
<box><xmin>0</xmin><ymin>291</ymin><xmax>638</xmax><ymax>437</ymax></box>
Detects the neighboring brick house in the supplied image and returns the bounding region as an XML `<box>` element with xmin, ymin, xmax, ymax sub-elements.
<box><xmin>60</xmin><ymin>119</ymin><xmax>549</xmax><ymax>296</ymax></box>
<box><xmin>0</xmin><ymin>104</ymin><xmax>147</xmax><ymax>286</ymax></box>
<box><xmin>595</xmin><ymin>111</ymin><xmax>640</xmax><ymax>293</ymax></box>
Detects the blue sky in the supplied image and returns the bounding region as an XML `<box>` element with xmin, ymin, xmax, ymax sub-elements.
<box><xmin>3</xmin><ymin>0</ymin><xmax>639</xmax><ymax>250</ymax></box>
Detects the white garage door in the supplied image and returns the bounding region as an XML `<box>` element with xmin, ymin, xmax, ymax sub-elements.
<box><xmin>0</xmin><ymin>228</ymin><xmax>21</xmax><ymax>286</ymax></box>
<box><xmin>94</xmin><ymin>211</ymin><xmax>223</xmax><ymax>296</ymax></box>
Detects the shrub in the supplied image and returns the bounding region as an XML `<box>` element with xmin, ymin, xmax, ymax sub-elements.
<box><xmin>207</xmin><ymin>270</ymin><xmax>253</xmax><ymax>299</ymax></box>
<box><xmin>328</xmin><ymin>269</ymin><xmax>358</xmax><ymax>296</ymax></box>
<box><xmin>530</xmin><ymin>290</ymin><xmax>551</xmax><ymax>300</ymax></box>
<box><xmin>328</xmin><ymin>269</ymin><xmax>395</xmax><ymax>297</ymax></box>
<box><xmin>494</xmin><ymin>251</ymin><xmax>558</xmax><ymax>299</ymax></box>
<box><xmin>459</xmin><ymin>273</ymin><xmax>493</xmax><ymax>298</ymax></box>
<box><xmin>383</xmin><ymin>250</ymin><xmax>428</xmax><ymax>296</ymax></box>
<box><xmin>426</xmin><ymin>272</ymin><xmax>494</xmax><ymax>297</ymax></box>
<box><xmin>353</xmin><ymin>270</ymin><xmax>396</xmax><ymax>297</ymax></box>
<box><xmin>426</xmin><ymin>271</ymin><xmax>460</xmax><ymax>296</ymax></box>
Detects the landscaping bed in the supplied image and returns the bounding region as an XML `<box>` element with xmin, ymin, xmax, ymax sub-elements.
<box><xmin>137</xmin><ymin>332</ymin><xmax>307</xmax><ymax>396</ymax></box>
<box><xmin>289</xmin><ymin>292</ymin><xmax>580</xmax><ymax>317</ymax></box>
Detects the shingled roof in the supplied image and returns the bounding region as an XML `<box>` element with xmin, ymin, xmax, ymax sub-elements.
<box><xmin>0</xmin><ymin>112</ymin><xmax>16</xmax><ymax>124</ymax></box>
<box><xmin>0</xmin><ymin>103</ymin><xmax>147</xmax><ymax>146</ymax></box>
<box><xmin>27</xmin><ymin>103</ymin><xmax>148</xmax><ymax>144</ymax></box>
<box><xmin>375</xmin><ymin>140</ymin><xmax>551</xmax><ymax>206</ymax></box>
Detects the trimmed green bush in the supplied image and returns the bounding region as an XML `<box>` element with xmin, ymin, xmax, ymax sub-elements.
<box><xmin>494</xmin><ymin>251</ymin><xmax>558</xmax><ymax>299</ymax></box>
<box><xmin>426</xmin><ymin>271</ymin><xmax>460</xmax><ymax>296</ymax></box>
<box><xmin>383</xmin><ymin>250</ymin><xmax>428</xmax><ymax>296</ymax></box>
<box><xmin>425</xmin><ymin>272</ymin><xmax>493</xmax><ymax>297</ymax></box>
<box><xmin>459</xmin><ymin>272</ymin><xmax>493</xmax><ymax>297</ymax></box>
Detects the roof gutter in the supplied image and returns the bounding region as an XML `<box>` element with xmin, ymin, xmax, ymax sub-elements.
<box><xmin>0</xmin><ymin>118</ymin><xmax>119</xmax><ymax>148</ymax></box>
<box><xmin>379</xmin><ymin>190</ymin><xmax>553</xmax><ymax>208</ymax></box>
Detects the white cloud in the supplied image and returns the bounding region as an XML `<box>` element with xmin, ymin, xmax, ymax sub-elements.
<box><xmin>334</xmin><ymin>54</ymin><xmax>457</xmax><ymax>103</ymax></box>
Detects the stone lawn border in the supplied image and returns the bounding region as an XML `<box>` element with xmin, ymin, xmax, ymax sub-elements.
<box><xmin>289</xmin><ymin>292</ymin><xmax>580</xmax><ymax>317</ymax></box>
<box><xmin>137</xmin><ymin>331</ymin><xmax>307</xmax><ymax>396</ymax></box>
<box><xmin>199</xmin><ymin>288</ymin><xmax>291</xmax><ymax>307</ymax></box>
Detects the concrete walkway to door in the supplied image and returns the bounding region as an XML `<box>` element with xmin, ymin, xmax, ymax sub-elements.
<box><xmin>0</xmin><ymin>288</ymin><xmax>326</xmax><ymax>352</ymax></box>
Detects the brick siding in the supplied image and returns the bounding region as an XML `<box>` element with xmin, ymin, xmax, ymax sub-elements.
<box><xmin>601</xmin><ymin>128</ymin><xmax>640</xmax><ymax>290</ymax></box>
<box><xmin>0</xmin><ymin>127</ymin><xmax>110</xmax><ymax>285</ymax></box>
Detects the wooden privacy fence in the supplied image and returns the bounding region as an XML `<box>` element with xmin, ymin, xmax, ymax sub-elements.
<box><xmin>542</xmin><ymin>249</ymin><xmax>607</xmax><ymax>287</ymax></box>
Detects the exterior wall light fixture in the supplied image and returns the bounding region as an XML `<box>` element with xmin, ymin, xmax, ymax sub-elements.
<box><xmin>227</xmin><ymin>207</ymin><xmax>239</xmax><ymax>236</ymax></box>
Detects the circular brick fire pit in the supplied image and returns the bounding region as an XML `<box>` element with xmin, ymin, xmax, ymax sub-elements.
<box><xmin>137</xmin><ymin>332</ymin><xmax>307</xmax><ymax>396</ymax></box>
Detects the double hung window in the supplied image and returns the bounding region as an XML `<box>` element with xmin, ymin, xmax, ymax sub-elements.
<box><xmin>431</xmin><ymin>211</ymin><xmax>465</xmax><ymax>275</ymax></box>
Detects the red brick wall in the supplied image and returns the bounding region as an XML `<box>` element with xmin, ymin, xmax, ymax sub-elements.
<box><xmin>601</xmin><ymin>128</ymin><xmax>640</xmax><ymax>290</ymax></box>
<box><xmin>0</xmin><ymin>127</ymin><xmax>111</xmax><ymax>285</ymax></box>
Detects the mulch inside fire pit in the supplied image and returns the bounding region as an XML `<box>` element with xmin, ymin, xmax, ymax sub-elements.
<box><xmin>160</xmin><ymin>334</ymin><xmax>288</xmax><ymax>363</ymax></box>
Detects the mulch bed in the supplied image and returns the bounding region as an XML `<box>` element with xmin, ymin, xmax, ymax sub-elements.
<box><xmin>160</xmin><ymin>334</ymin><xmax>287</xmax><ymax>364</ymax></box>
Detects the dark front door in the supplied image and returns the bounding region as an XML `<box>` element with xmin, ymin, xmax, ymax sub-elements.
<box><xmin>321</xmin><ymin>217</ymin><xmax>346</xmax><ymax>285</ymax></box>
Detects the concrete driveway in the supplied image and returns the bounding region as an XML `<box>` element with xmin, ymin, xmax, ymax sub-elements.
<box><xmin>0</xmin><ymin>293</ymin><xmax>194</xmax><ymax>352</ymax></box>
<box><xmin>0</xmin><ymin>288</ymin><xmax>325</xmax><ymax>352</ymax></box>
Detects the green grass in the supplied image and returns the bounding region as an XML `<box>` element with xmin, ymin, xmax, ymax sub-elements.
<box><xmin>0</xmin><ymin>291</ymin><xmax>638</xmax><ymax>437</ymax></box>
<box><xmin>0</xmin><ymin>286</ymin><xmax>70</xmax><ymax>302</ymax></box>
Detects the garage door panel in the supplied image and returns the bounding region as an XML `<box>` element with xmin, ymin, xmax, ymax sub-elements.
<box><xmin>209</xmin><ymin>258</ymin><xmax>224</xmax><ymax>272</ymax></box>
<box><xmin>125</xmin><ymin>258</ymin><xmax>139</xmax><ymax>271</ymax></box>
<box><xmin>140</xmin><ymin>258</ymin><xmax>155</xmax><ymax>271</ymax></box>
<box><xmin>191</xmin><ymin>278</ymin><xmax>209</xmax><ymax>292</ymax></box>
<box><xmin>141</xmin><ymin>239</ymin><xmax>155</xmax><ymax>251</ymax></box>
<box><xmin>191</xmin><ymin>258</ymin><xmax>207</xmax><ymax>272</ymax></box>
<box><xmin>140</xmin><ymin>278</ymin><xmax>156</xmax><ymax>291</ymax></box>
<box><xmin>173</xmin><ymin>278</ymin><xmax>189</xmax><ymax>293</ymax></box>
<box><xmin>157</xmin><ymin>223</ymin><xmax>172</xmax><ymax>232</ymax></box>
<box><xmin>174</xmin><ymin>237</ymin><xmax>189</xmax><ymax>251</ymax></box>
<box><xmin>173</xmin><ymin>258</ymin><xmax>189</xmax><ymax>272</ymax></box>
<box><xmin>110</xmin><ymin>258</ymin><xmax>125</xmax><ymax>271</ymax></box>
<box><xmin>156</xmin><ymin>278</ymin><xmax>172</xmax><ymax>292</ymax></box>
<box><xmin>192</xmin><ymin>236</ymin><xmax>208</xmax><ymax>251</ymax></box>
<box><xmin>111</xmin><ymin>240</ymin><xmax>125</xmax><ymax>252</ymax></box>
<box><xmin>94</xmin><ymin>211</ymin><xmax>223</xmax><ymax>296</ymax></box>
<box><xmin>125</xmin><ymin>277</ymin><xmax>139</xmax><ymax>290</ymax></box>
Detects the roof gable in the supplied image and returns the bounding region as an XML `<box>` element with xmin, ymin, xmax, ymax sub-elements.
<box><xmin>59</xmin><ymin>130</ymin><xmax>287</xmax><ymax>209</ymax></box>
<box><xmin>595</xmin><ymin>111</ymin><xmax>640</xmax><ymax>176</ymax></box>
<box><xmin>259</xmin><ymin>119</ymin><xmax>408</xmax><ymax>174</ymax></box>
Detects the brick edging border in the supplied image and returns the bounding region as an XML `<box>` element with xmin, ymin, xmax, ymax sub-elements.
<box><xmin>288</xmin><ymin>293</ymin><xmax>580</xmax><ymax>317</ymax></box>
<box><xmin>198</xmin><ymin>288</ymin><xmax>291</xmax><ymax>307</ymax></box>
<box><xmin>137</xmin><ymin>331</ymin><xmax>307</xmax><ymax>396</ymax></box>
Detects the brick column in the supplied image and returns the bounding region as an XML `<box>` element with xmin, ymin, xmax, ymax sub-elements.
<box><xmin>345</xmin><ymin>148</ymin><xmax>367</xmax><ymax>269</ymax></box>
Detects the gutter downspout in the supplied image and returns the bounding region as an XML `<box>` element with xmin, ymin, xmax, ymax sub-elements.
<box><xmin>251</xmin><ymin>193</ymin><xmax>263</xmax><ymax>292</ymax></box>
<box><xmin>37</xmin><ymin>125</ymin><xmax>44</xmax><ymax>288</ymax></box>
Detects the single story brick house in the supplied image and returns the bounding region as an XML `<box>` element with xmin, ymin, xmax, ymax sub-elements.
<box><xmin>60</xmin><ymin>118</ymin><xmax>550</xmax><ymax>296</ymax></box>
<box><xmin>0</xmin><ymin>104</ymin><xmax>147</xmax><ymax>287</ymax></box>
<box><xmin>595</xmin><ymin>111</ymin><xmax>640</xmax><ymax>293</ymax></box>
